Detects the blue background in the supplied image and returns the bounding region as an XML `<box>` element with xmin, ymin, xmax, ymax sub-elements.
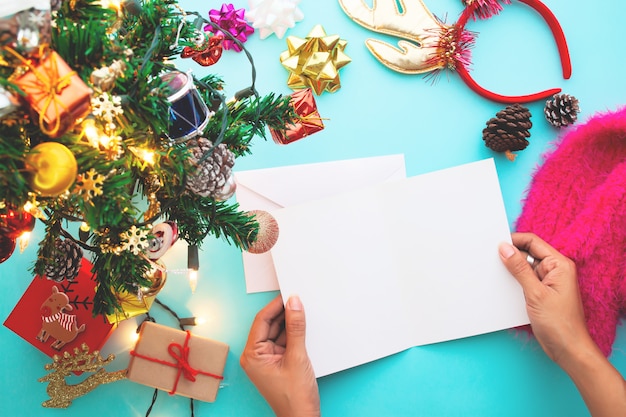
<box><xmin>2</xmin><ymin>0</ymin><xmax>626</xmax><ymax>416</ymax></box>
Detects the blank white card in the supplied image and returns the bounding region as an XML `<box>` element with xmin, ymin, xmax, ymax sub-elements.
<box><xmin>271</xmin><ymin>159</ymin><xmax>530</xmax><ymax>377</ymax></box>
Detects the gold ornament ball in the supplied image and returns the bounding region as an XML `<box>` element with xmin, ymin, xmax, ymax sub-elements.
<box><xmin>25</xmin><ymin>142</ymin><xmax>78</xmax><ymax>197</ymax></box>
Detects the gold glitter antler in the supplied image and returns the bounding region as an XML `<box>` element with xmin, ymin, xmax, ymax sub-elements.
<box><xmin>38</xmin><ymin>343</ymin><xmax>127</xmax><ymax>408</ymax></box>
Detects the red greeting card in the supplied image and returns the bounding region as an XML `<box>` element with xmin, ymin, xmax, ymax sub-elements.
<box><xmin>4</xmin><ymin>259</ymin><xmax>115</xmax><ymax>359</ymax></box>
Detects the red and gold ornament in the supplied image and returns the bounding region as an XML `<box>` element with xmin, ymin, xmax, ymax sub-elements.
<box><xmin>0</xmin><ymin>208</ymin><xmax>36</xmax><ymax>239</ymax></box>
<box><xmin>181</xmin><ymin>32</ymin><xmax>224</xmax><ymax>67</ymax></box>
<box><xmin>0</xmin><ymin>234</ymin><xmax>16</xmax><ymax>264</ymax></box>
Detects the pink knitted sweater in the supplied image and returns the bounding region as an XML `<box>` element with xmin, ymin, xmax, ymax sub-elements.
<box><xmin>515</xmin><ymin>106</ymin><xmax>626</xmax><ymax>356</ymax></box>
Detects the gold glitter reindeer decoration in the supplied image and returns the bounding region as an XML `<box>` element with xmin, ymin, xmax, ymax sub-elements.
<box><xmin>38</xmin><ymin>343</ymin><xmax>127</xmax><ymax>408</ymax></box>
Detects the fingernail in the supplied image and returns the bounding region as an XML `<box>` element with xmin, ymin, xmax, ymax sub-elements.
<box><xmin>287</xmin><ymin>295</ymin><xmax>303</xmax><ymax>311</ymax></box>
<box><xmin>499</xmin><ymin>242</ymin><xmax>516</xmax><ymax>259</ymax></box>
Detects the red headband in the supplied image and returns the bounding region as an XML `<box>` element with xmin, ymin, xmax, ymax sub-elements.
<box><xmin>457</xmin><ymin>0</ymin><xmax>571</xmax><ymax>103</ymax></box>
<box><xmin>338</xmin><ymin>0</ymin><xmax>572</xmax><ymax>103</ymax></box>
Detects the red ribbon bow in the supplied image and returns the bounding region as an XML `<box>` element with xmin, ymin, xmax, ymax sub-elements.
<box><xmin>130</xmin><ymin>330</ymin><xmax>224</xmax><ymax>396</ymax></box>
<box><xmin>168</xmin><ymin>339</ymin><xmax>199</xmax><ymax>385</ymax></box>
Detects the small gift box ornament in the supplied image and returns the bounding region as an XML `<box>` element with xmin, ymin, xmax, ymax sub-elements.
<box><xmin>10</xmin><ymin>49</ymin><xmax>92</xmax><ymax>138</ymax></box>
<box><xmin>127</xmin><ymin>321</ymin><xmax>229</xmax><ymax>402</ymax></box>
<box><xmin>270</xmin><ymin>88</ymin><xmax>324</xmax><ymax>145</ymax></box>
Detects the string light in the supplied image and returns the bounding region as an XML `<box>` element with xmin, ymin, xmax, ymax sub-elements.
<box><xmin>79</xmin><ymin>222</ymin><xmax>91</xmax><ymax>242</ymax></box>
<box><xmin>129</xmin><ymin>146</ymin><xmax>156</xmax><ymax>166</ymax></box>
<box><xmin>188</xmin><ymin>270</ymin><xmax>198</xmax><ymax>293</ymax></box>
<box><xmin>23</xmin><ymin>201</ymin><xmax>35</xmax><ymax>213</ymax></box>
<box><xmin>188</xmin><ymin>245</ymin><xmax>199</xmax><ymax>293</ymax></box>
<box><xmin>129</xmin><ymin>327</ymin><xmax>140</xmax><ymax>343</ymax></box>
<box><xmin>18</xmin><ymin>232</ymin><xmax>30</xmax><ymax>253</ymax></box>
<box><xmin>100</xmin><ymin>0</ymin><xmax>121</xmax><ymax>11</ymax></box>
<box><xmin>81</xmin><ymin>118</ymin><xmax>103</xmax><ymax>148</ymax></box>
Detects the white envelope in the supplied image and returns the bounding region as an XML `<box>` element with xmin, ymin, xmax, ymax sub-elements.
<box><xmin>234</xmin><ymin>155</ymin><xmax>406</xmax><ymax>293</ymax></box>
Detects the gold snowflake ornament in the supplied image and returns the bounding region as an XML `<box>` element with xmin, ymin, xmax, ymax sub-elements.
<box><xmin>74</xmin><ymin>168</ymin><xmax>105</xmax><ymax>200</ymax></box>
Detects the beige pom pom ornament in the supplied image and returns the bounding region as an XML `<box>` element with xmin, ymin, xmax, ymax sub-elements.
<box><xmin>245</xmin><ymin>210</ymin><xmax>280</xmax><ymax>254</ymax></box>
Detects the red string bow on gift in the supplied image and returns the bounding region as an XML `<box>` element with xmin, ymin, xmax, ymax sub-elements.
<box><xmin>130</xmin><ymin>331</ymin><xmax>224</xmax><ymax>396</ymax></box>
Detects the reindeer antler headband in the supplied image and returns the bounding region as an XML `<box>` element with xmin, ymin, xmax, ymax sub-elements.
<box><xmin>339</xmin><ymin>0</ymin><xmax>572</xmax><ymax>103</ymax></box>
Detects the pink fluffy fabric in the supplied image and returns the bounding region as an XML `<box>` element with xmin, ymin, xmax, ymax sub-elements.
<box><xmin>515</xmin><ymin>105</ymin><xmax>626</xmax><ymax>357</ymax></box>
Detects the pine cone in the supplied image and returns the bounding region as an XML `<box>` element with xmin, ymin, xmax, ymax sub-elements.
<box><xmin>45</xmin><ymin>238</ymin><xmax>84</xmax><ymax>282</ymax></box>
<box><xmin>482</xmin><ymin>103</ymin><xmax>532</xmax><ymax>161</ymax></box>
<box><xmin>544</xmin><ymin>93</ymin><xmax>580</xmax><ymax>127</ymax></box>
<box><xmin>185</xmin><ymin>137</ymin><xmax>235</xmax><ymax>198</ymax></box>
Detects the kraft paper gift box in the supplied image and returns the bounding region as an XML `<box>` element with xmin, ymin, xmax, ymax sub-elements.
<box><xmin>127</xmin><ymin>321</ymin><xmax>229</xmax><ymax>402</ymax></box>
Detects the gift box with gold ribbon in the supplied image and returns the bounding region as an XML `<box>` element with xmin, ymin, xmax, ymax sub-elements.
<box><xmin>11</xmin><ymin>49</ymin><xmax>91</xmax><ymax>137</ymax></box>
<box><xmin>270</xmin><ymin>88</ymin><xmax>324</xmax><ymax>145</ymax></box>
<box><xmin>127</xmin><ymin>321</ymin><xmax>229</xmax><ymax>403</ymax></box>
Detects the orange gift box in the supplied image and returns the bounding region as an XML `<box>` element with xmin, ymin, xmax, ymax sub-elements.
<box><xmin>13</xmin><ymin>50</ymin><xmax>91</xmax><ymax>137</ymax></box>
<box><xmin>127</xmin><ymin>321</ymin><xmax>229</xmax><ymax>403</ymax></box>
<box><xmin>270</xmin><ymin>88</ymin><xmax>324</xmax><ymax>144</ymax></box>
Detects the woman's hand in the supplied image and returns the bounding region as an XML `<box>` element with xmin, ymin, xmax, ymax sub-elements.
<box><xmin>240</xmin><ymin>295</ymin><xmax>320</xmax><ymax>417</ymax></box>
<box><xmin>500</xmin><ymin>232</ymin><xmax>626</xmax><ymax>417</ymax></box>
<box><xmin>498</xmin><ymin>232</ymin><xmax>587</xmax><ymax>364</ymax></box>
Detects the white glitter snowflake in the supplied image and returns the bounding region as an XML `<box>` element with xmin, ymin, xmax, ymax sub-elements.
<box><xmin>120</xmin><ymin>226</ymin><xmax>150</xmax><ymax>255</ymax></box>
<box><xmin>91</xmin><ymin>93</ymin><xmax>123</xmax><ymax>125</ymax></box>
<box><xmin>29</xmin><ymin>11</ymin><xmax>47</xmax><ymax>27</ymax></box>
<box><xmin>102</xmin><ymin>135</ymin><xmax>123</xmax><ymax>160</ymax></box>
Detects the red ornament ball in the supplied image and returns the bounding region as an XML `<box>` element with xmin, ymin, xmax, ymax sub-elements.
<box><xmin>246</xmin><ymin>210</ymin><xmax>279</xmax><ymax>254</ymax></box>
<box><xmin>0</xmin><ymin>234</ymin><xmax>16</xmax><ymax>264</ymax></box>
<box><xmin>0</xmin><ymin>209</ymin><xmax>36</xmax><ymax>239</ymax></box>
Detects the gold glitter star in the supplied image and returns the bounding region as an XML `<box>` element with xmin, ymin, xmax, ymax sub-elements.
<box><xmin>280</xmin><ymin>25</ymin><xmax>351</xmax><ymax>95</ymax></box>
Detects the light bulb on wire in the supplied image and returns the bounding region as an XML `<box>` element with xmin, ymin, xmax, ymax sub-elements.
<box><xmin>188</xmin><ymin>244</ymin><xmax>199</xmax><ymax>293</ymax></box>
